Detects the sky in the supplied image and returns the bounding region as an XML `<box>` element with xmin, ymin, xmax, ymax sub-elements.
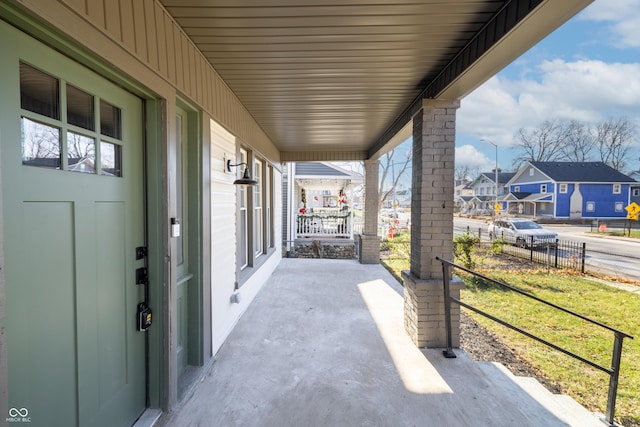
<box><xmin>453</xmin><ymin>0</ymin><xmax>640</xmax><ymax>176</ymax></box>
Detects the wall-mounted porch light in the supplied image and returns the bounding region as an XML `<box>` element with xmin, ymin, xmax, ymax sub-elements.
<box><xmin>227</xmin><ymin>160</ymin><xmax>258</xmax><ymax>186</ymax></box>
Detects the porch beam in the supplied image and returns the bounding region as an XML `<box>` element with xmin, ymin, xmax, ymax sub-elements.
<box><xmin>280</xmin><ymin>151</ymin><xmax>367</xmax><ymax>162</ymax></box>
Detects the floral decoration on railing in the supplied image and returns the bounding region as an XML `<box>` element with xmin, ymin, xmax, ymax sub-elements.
<box><xmin>297</xmin><ymin>213</ymin><xmax>351</xmax><ymax>220</ymax></box>
<box><xmin>338</xmin><ymin>188</ymin><xmax>347</xmax><ymax>208</ymax></box>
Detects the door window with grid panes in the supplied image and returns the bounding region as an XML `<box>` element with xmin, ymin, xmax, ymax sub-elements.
<box><xmin>20</xmin><ymin>63</ymin><xmax>123</xmax><ymax>176</ymax></box>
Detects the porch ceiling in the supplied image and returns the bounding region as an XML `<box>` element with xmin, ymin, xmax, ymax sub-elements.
<box><xmin>160</xmin><ymin>0</ymin><xmax>593</xmax><ymax>160</ymax></box>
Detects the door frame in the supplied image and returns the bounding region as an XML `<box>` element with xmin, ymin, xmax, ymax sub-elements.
<box><xmin>144</xmin><ymin>98</ymin><xmax>168</xmax><ymax>411</ymax></box>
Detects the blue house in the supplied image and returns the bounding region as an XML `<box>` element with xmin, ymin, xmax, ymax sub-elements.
<box><xmin>503</xmin><ymin>162</ymin><xmax>636</xmax><ymax>219</ymax></box>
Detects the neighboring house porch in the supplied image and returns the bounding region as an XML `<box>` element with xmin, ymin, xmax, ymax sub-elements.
<box><xmin>502</xmin><ymin>192</ymin><xmax>555</xmax><ymax>218</ymax></box>
<box><xmin>284</xmin><ymin>162</ymin><xmax>364</xmax><ymax>258</ymax></box>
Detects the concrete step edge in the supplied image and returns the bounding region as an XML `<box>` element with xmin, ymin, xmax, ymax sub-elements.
<box><xmin>475</xmin><ymin>361</ymin><xmax>604</xmax><ymax>426</ymax></box>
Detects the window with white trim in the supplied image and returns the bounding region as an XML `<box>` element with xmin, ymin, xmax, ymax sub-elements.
<box><xmin>541</xmin><ymin>184</ymin><xmax>547</xmax><ymax>193</ymax></box>
<box><xmin>559</xmin><ymin>184</ymin><xmax>568</xmax><ymax>194</ymax></box>
<box><xmin>633</xmin><ymin>188</ymin><xmax>640</xmax><ymax>197</ymax></box>
<box><xmin>615</xmin><ymin>202</ymin><xmax>624</xmax><ymax>212</ymax></box>
<box><xmin>514</xmin><ymin>186</ymin><xmax>520</xmax><ymax>192</ymax></box>
<box><xmin>254</xmin><ymin>159</ymin><xmax>264</xmax><ymax>257</ymax></box>
<box><xmin>613</xmin><ymin>184</ymin><xmax>621</xmax><ymax>194</ymax></box>
<box><xmin>236</xmin><ymin>149</ymin><xmax>275</xmax><ymax>276</ymax></box>
<box><xmin>586</xmin><ymin>201</ymin><xmax>595</xmax><ymax>212</ymax></box>
<box><xmin>266</xmin><ymin>165</ymin><xmax>273</xmax><ymax>248</ymax></box>
<box><xmin>529</xmin><ymin>168</ymin><xmax>534</xmax><ymax>176</ymax></box>
<box><xmin>238</xmin><ymin>148</ymin><xmax>249</xmax><ymax>269</ymax></box>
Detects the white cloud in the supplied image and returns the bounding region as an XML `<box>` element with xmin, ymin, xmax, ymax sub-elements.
<box><xmin>581</xmin><ymin>0</ymin><xmax>640</xmax><ymax>48</ymax></box>
<box><xmin>455</xmin><ymin>144</ymin><xmax>493</xmax><ymax>172</ymax></box>
<box><xmin>535</xmin><ymin>60</ymin><xmax>640</xmax><ymax>113</ymax></box>
<box><xmin>457</xmin><ymin>77</ymin><xmax>525</xmax><ymax>147</ymax></box>
<box><xmin>459</xmin><ymin>59</ymin><xmax>640</xmax><ymax>140</ymax></box>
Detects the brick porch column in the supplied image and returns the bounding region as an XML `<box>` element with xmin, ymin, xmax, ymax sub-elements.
<box><xmin>403</xmin><ymin>99</ymin><xmax>464</xmax><ymax>348</ymax></box>
<box><xmin>359</xmin><ymin>159</ymin><xmax>381</xmax><ymax>264</ymax></box>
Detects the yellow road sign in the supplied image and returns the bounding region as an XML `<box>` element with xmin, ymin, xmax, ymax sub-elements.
<box><xmin>494</xmin><ymin>203</ymin><xmax>501</xmax><ymax>213</ymax></box>
<box><xmin>625</xmin><ymin>202</ymin><xmax>640</xmax><ymax>216</ymax></box>
<box><xmin>627</xmin><ymin>212</ymin><xmax>639</xmax><ymax>221</ymax></box>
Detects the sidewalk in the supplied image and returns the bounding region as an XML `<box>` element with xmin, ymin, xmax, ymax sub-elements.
<box><xmin>160</xmin><ymin>258</ymin><xmax>603</xmax><ymax>427</ymax></box>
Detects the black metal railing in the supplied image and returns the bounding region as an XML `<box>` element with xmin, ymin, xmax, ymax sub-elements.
<box><xmin>437</xmin><ymin>257</ymin><xmax>633</xmax><ymax>426</ymax></box>
<box><xmin>495</xmin><ymin>234</ymin><xmax>586</xmax><ymax>272</ymax></box>
<box><xmin>458</xmin><ymin>226</ymin><xmax>587</xmax><ymax>272</ymax></box>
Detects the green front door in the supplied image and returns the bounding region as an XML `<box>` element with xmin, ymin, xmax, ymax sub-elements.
<box><xmin>0</xmin><ymin>23</ymin><xmax>147</xmax><ymax>426</ymax></box>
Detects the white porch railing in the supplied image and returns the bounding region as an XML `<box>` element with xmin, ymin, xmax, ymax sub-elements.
<box><xmin>296</xmin><ymin>212</ymin><xmax>353</xmax><ymax>238</ymax></box>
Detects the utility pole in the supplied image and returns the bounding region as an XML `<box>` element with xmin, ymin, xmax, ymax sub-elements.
<box><xmin>481</xmin><ymin>139</ymin><xmax>499</xmax><ymax>216</ymax></box>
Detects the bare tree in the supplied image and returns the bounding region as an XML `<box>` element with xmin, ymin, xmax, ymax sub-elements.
<box><xmin>22</xmin><ymin>120</ymin><xmax>60</xmax><ymax>160</ymax></box>
<box><xmin>559</xmin><ymin>120</ymin><xmax>594</xmax><ymax>162</ymax></box>
<box><xmin>378</xmin><ymin>148</ymin><xmax>411</xmax><ymax>210</ymax></box>
<box><xmin>511</xmin><ymin>117</ymin><xmax>636</xmax><ymax>171</ymax></box>
<box><xmin>511</xmin><ymin>120</ymin><xmax>567</xmax><ymax>169</ymax></box>
<box><xmin>455</xmin><ymin>164</ymin><xmax>478</xmax><ymax>182</ymax></box>
<box><xmin>67</xmin><ymin>132</ymin><xmax>95</xmax><ymax>160</ymax></box>
<box><xmin>592</xmin><ymin>117</ymin><xmax>636</xmax><ymax>171</ymax></box>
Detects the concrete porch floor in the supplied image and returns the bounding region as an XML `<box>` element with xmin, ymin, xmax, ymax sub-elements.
<box><xmin>161</xmin><ymin>258</ymin><xmax>605</xmax><ymax>427</ymax></box>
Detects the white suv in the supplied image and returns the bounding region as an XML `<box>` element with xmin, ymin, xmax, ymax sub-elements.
<box><xmin>488</xmin><ymin>218</ymin><xmax>558</xmax><ymax>248</ymax></box>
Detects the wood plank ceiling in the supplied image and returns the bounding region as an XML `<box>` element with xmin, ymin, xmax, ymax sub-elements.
<box><xmin>158</xmin><ymin>1</ymin><xmax>582</xmax><ymax>158</ymax></box>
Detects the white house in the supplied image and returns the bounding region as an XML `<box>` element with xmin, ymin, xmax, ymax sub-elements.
<box><xmin>462</xmin><ymin>171</ymin><xmax>515</xmax><ymax>214</ymax></box>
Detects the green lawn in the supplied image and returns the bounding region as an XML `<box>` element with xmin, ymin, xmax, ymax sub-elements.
<box><xmin>461</xmin><ymin>269</ymin><xmax>639</xmax><ymax>426</ymax></box>
<box><xmin>381</xmin><ymin>245</ymin><xmax>640</xmax><ymax>426</ymax></box>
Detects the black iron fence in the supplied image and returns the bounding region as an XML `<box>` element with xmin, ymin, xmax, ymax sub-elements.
<box><xmin>437</xmin><ymin>257</ymin><xmax>634</xmax><ymax>426</ymax></box>
<box><xmin>460</xmin><ymin>226</ymin><xmax>587</xmax><ymax>272</ymax></box>
<box><xmin>496</xmin><ymin>235</ymin><xmax>586</xmax><ymax>272</ymax></box>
